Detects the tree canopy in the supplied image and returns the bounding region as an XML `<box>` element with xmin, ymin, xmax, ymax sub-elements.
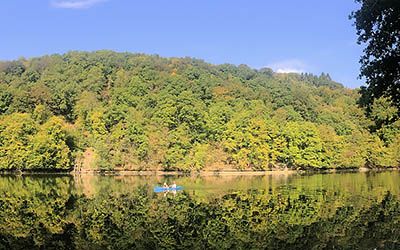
<box><xmin>0</xmin><ymin>51</ymin><xmax>399</xmax><ymax>171</ymax></box>
<box><xmin>351</xmin><ymin>0</ymin><xmax>400</xmax><ymax>111</ymax></box>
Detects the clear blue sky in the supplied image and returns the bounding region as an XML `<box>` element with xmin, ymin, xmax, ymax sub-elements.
<box><xmin>0</xmin><ymin>0</ymin><xmax>364</xmax><ymax>88</ymax></box>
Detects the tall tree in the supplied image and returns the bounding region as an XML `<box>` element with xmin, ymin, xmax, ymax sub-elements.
<box><xmin>351</xmin><ymin>0</ymin><xmax>400</xmax><ymax>111</ymax></box>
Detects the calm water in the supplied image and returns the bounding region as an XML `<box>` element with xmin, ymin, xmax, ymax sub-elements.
<box><xmin>0</xmin><ymin>171</ymin><xmax>399</xmax><ymax>249</ymax></box>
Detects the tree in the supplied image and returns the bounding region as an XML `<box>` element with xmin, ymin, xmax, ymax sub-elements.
<box><xmin>0</xmin><ymin>87</ymin><xmax>12</xmax><ymax>114</ymax></box>
<box><xmin>370</xmin><ymin>96</ymin><xmax>398</xmax><ymax>129</ymax></box>
<box><xmin>29</xmin><ymin>117</ymin><xmax>74</xmax><ymax>170</ymax></box>
<box><xmin>281</xmin><ymin>122</ymin><xmax>326</xmax><ymax>169</ymax></box>
<box><xmin>351</xmin><ymin>0</ymin><xmax>400</xmax><ymax>111</ymax></box>
<box><xmin>224</xmin><ymin>114</ymin><xmax>275</xmax><ymax>170</ymax></box>
<box><xmin>0</xmin><ymin>113</ymin><xmax>36</xmax><ymax>170</ymax></box>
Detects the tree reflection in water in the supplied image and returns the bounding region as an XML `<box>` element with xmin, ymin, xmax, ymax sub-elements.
<box><xmin>0</xmin><ymin>172</ymin><xmax>399</xmax><ymax>249</ymax></box>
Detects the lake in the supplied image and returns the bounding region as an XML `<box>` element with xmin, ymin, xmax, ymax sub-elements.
<box><xmin>0</xmin><ymin>171</ymin><xmax>399</xmax><ymax>249</ymax></box>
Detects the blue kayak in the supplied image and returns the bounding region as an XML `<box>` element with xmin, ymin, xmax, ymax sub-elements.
<box><xmin>154</xmin><ymin>186</ymin><xmax>183</xmax><ymax>193</ymax></box>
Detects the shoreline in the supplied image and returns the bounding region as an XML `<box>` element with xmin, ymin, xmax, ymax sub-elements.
<box><xmin>0</xmin><ymin>167</ymin><xmax>398</xmax><ymax>176</ymax></box>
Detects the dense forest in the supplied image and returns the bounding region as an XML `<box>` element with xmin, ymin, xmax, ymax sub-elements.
<box><xmin>0</xmin><ymin>51</ymin><xmax>399</xmax><ymax>171</ymax></box>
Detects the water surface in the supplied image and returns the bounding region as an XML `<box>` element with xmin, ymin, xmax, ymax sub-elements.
<box><xmin>0</xmin><ymin>171</ymin><xmax>399</xmax><ymax>249</ymax></box>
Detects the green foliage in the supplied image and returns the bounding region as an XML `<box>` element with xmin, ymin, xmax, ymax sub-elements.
<box><xmin>351</xmin><ymin>0</ymin><xmax>400</xmax><ymax>111</ymax></box>
<box><xmin>224</xmin><ymin>113</ymin><xmax>275</xmax><ymax>170</ymax></box>
<box><xmin>281</xmin><ymin>122</ymin><xmax>325</xmax><ymax>169</ymax></box>
<box><xmin>0</xmin><ymin>87</ymin><xmax>12</xmax><ymax>114</ymax></box>
<box><xmin>0</xmin><ymin>113</ymin><xmax>36</xmax><ymax>170</ymax></box>
<box><xmin>370</xmin><ymin>97</ymin><xmax>399</xmax><ymax>130</ymax></box>
<box><xmin>28</xmin><ymin>117</ymin><xmax>74</xmax><ymax>170</ymax></box>
<box><xmin>32</xmin><ymin>104</ymin><xmax>52</xmax><ymax>124</ymax></box>
<box><xmin>0</xmin><ymin>51</ymin><xmax>399</xmax><ymax>171</ymax></box>
<box><xmin>0</xmin><ymin>113</ymin><xmax>75</xmax><ymax>170</ymax></box>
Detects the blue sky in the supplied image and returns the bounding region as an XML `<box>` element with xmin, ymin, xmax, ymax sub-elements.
<box><xmin>0</xmin><ymin>0</ymin><xmax>364</xmax><ymax>88</ymax></box>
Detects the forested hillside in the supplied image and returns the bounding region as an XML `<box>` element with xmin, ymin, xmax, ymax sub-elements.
<box><xmin>0</xmin><ymin>51</ymin><xmax>399</xmax><ymax>171</ymax></box>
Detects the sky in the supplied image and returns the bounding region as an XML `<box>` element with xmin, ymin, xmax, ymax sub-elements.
<box><xmin>0</xmin><ymin>0</ymin><xmax>364</xmax><ymax>88</ymax></box>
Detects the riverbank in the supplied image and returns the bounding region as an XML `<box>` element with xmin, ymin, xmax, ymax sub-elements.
<box><xmin>68</xmin><ymin>167</ymin><xmax>400</xmax><ymax>176</ymax></box>
<box><xmin>1</xmin><ymin>167</ymin><xmax>399</xmax><ymax>176</ymax></box>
